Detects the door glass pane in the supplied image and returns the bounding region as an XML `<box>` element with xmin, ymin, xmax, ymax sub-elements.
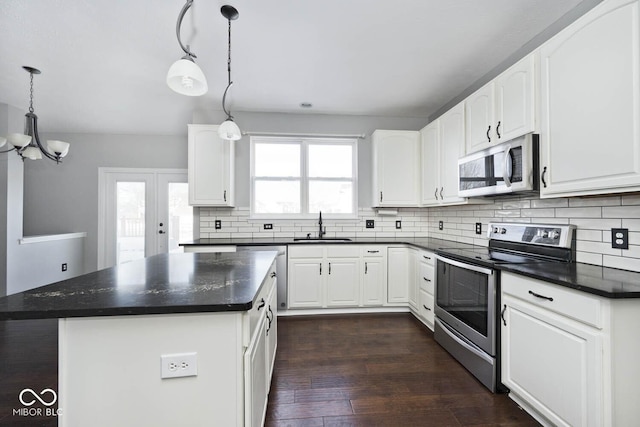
<box><xmin>308</xmin><ymin>145</ymin><xmax>353</xmax><ymax>178</ymax></box>
<box><xmin>116</xmin><ymin>182</ymin><xmax>145</xmax><ymax>264</ymax></box>
<box><xmin>167</xmin><ymin>183</ymin><xmax>193</xmax><ymax>253</ymax></box>
<box><xmin>254</xmin><ymin>143</ymin><xmax>300</xmax><ymax>177</ymax></box>
<box><xmin>309</xmin><ymin>181</ymin><xmax>353</xmax><ymax>214</ymax></box>
<box><xmin>254</xmin><ymin>180</ymin><xmax>300</xmax><ymax>214</ymax></box>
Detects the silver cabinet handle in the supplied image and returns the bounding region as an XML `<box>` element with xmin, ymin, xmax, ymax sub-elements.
<box><xmin>440</xmin><ymin>187</ymin><xmax>443</xmax><ymax>199</ymax></box>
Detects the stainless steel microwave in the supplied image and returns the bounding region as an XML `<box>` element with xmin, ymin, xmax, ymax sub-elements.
<box><xmin>458</xmin><ymin>134</ymin><xmax>539</xmax><ymax>197</ymax></box>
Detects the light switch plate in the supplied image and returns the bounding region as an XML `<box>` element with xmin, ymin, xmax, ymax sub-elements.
<box><xmin>395</xmin><ymin>220</ymin><xmax>402</xmax><ymax>229</ymax></box>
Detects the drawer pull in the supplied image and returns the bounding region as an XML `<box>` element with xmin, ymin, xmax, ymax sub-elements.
<box><xmin>367</xmin><ymin>250</ymin><xmax>379</xmax><ymax>254</ymax></box>
<box><xmin>423</xmin><ymin>305</ymin><xmax>432</xmax><ymax>311</ymax></box>
<box><xmin>423</xmin><ymin>277</ymin><xmax>431</xmax><ymax>282</ymax></box>
<box><xmin>365</xmin><ymin>262</ymin><xmax>368</xmax><ymax>274</ymax></box>
<box><xmin>423</xmin><ymin>255</ymin><xmax>431</xmax><ymax>260</ymax></box>
<box><xmin>501</xmin><ymin>304</ymin><xmax>507</xmax><ymax>326</ymax></box>
<box><xmin>257</xmin><ymin>298</ymin><xmax>266</xmax><ymax>310</ymax></box>
<box><xmin>270</xmin><ymin>272</ymin><xmax>277</xmax><ymax>278</ymax></box>
<box><xmin>528</xmin><ymin>290</ymin><xmax>553</xmax><ymax>302</ymax></box>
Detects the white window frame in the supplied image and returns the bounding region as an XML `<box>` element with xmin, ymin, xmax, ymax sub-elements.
<box><xmin>250</xmin><ymin>136</ymin><xmax>358</xmax><ymax>219</ymax></box>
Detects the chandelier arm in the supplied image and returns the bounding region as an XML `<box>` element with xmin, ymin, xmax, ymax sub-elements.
<box><xmin>0</xmin><ymin>147</ymin><xmax>16</xmax><ymax>154</ymax></box>
<box><xmin>29</xmin><ymin>114</ymin><xmax>61</xmax><ymax>163</ymax></box>
<box><xmin>221</xmin><ymin>82</ymin><xmax>234</xmax><ymax>119</ymax></box>
<box><xmin>176</xmin><ymin>0</ymin><xmax>196</xmax><ymax>59</ymax></box>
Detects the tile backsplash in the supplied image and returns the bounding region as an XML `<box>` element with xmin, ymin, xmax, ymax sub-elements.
<box><xmin>199</xmin><ymin>193</ymin><xmax>640</xmax><ymax>273</ymax></box>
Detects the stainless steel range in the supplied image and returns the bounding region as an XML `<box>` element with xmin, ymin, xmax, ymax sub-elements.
<box><xmin>434</xmin><ymin>222</ymin><xmax>576</xmax><ymax>392</ymax></box>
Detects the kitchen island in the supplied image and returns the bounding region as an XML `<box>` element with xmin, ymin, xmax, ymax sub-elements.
<box><xmin>0</xmin><ymin>251</ymin><xmax>279</xmax><ymax>427</ymax></box>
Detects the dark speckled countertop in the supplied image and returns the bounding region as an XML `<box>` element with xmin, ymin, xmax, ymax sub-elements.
<box><xmin>183</xmin><ymin>237</ymin><xmax>640</xmax><ymax>299</ymax></box>
<box><xmin>0</xmin><ymin>251</ymin><xmax>278</xmax><ymax>320</ymax></box>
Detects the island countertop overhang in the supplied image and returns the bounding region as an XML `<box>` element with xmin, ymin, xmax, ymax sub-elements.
<box><xmin>0</xmin><ymin>251</ymin><xmax>279</xmax><ymax>320</ymax></box>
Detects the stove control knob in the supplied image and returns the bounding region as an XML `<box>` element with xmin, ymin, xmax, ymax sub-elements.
<box><xmin>492</xmin><ymin>227</ymin><xmax>500</xmax><ymax>234</ymax></box>
<box><xmin>548</xmin><ymin>230</ymin><xmax>560</xmax><ymax>240</ymax></box>
<box><xmin>499</xmin><ymin>227</ymin><xmax>507</xmax><ymax>234</ymax></box>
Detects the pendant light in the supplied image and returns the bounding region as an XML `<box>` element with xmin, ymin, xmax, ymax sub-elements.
<box><xmin>218</xmin><ymin>5</ymin><xmax>242</xmax><ymax>141</ymax></box>
<box><xmin>1</xmin><ymin>66</ymin><xmax>70</xmax><ymax>163</ymax></box>
<box><xmin>166</xmin><ymin>0</ymin><xmax>208</xmax><ymax>96</ymax></box>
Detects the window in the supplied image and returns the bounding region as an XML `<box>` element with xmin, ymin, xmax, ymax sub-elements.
<box><xmin>250</xmin><ymin>137</ymin><xmax>357</xmax><ymax>218</ymax></box>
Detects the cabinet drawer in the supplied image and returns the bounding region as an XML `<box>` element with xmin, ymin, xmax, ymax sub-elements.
<box><xmin>362</xmin><ymin>246</ymin><xmax>386</xmax><ymax>257</ymax></box>
<box><xmin>419</xmin><ymin>262</ymin><xmax>434</xmax><ymax>294</ymax></box>
<box><xmin>502</xmin><ymin>272</ymin><xmax>603</xmax><ymax>329</ymax></box>
<box><xmin>326</xmin><ymin>245</ymin><xmax>360</xmax><ymax>258</ymax></box>
<box><xmin>418</xmin><ymin>250</ymin><xmax>435</xmax><ymax>266</ymax></box>
<box><xmin>288</xmin><ymin>245</ymin><xmax>324</xmax><ymax>259</ymax></box>
<box><xmin>419</xmin><ymin>289</ymin><xmax>434</xmax><ymax>325</ymax></box>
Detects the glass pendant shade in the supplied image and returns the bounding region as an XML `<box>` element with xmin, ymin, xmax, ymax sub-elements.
<box><xmin>0</xmin><ymin>137</ymin><xmax>6</xmax><ymax>148</ymax></box>
<box><xmin>166</xmin><ymin>58</ymin><xmax>208</xmax><ymax>96</ymax></box>
<box><xmin>7</xmin><ymin>133</ymin><xmax>32</xmax><ymax>148</ymax></box>
<box><xmin>218</xmin><ymin>119</ymin><xmax>241</xmax><ymax>141</ymax></box>
<box><xmin>22</xmin><ymin>146</ymin><xmax>42</xmax><ymax>160</ymax></box>
<box><xmin>47</xmin><ymin>140</ymin><xmax>70</xmax><ymax>157</ymax></box>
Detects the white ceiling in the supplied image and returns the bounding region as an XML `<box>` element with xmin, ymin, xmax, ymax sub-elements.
<box><xmin>0</xmin><ymin>0</ymin><xmax>584</xmax><ymax>136</ymax></box>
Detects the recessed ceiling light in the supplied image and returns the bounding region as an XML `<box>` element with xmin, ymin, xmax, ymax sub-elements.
<box><xmin>300</xmin><ymin>102</ymin><xmax>313</xmax><ymax>108</ymax></box>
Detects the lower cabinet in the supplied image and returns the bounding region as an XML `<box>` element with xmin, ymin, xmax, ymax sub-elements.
<box><xmin>501</xmin><ymin>272</ymin><xmax>640</xmax><ymax>427</ymax></box>
<box><xmin>416</xmin><ymin>251</ymin><xmax>435</xmax><ymax>330</ymax></box>
<box><xmin>362</xmin><ymin>247</ymin><xmax>387</xmax><ymax>305</ymax></box>
<box><xmin>387</xmin><ymin>247</ymin><xmax>410</xmax><ymax>304</ymax></box>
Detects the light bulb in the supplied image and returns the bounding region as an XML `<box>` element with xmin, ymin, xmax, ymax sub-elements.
<box><xmin>181</xmin><ymin>75</ymin><xmax>194</xmax><ymax>89</ymax></box>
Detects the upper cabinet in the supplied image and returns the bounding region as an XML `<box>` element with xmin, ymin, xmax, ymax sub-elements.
<box><xmin>465</xmin><ymin>54</ymin><xmax>537</xmax><ymax>154</ymax></box>
<box><xmin>188</xmin><ymin>124</ymin><xmax>235</xmax><ymax>206</ymax></box>
<box><xmin>421</xmin><ymin>103</ymin><xmax>468</xmax><ymax>206</ymax></box>
<box><xmin>372</xmin><ymin>130</ymin><xmax>421</xmax><ymax>207</ymax></box>
<box><xmin>539</xmin><ymin>0</ymin><xmax>640</xmax><ymax>198</ymax></box>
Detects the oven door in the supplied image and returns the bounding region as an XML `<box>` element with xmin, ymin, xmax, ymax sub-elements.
<box><xmin>434</xmin><ymin>255</ymin><xmax>496</xmax><ymax>356</ymax></box>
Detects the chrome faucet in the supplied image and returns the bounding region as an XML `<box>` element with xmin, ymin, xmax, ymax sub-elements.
<box><xmin>318</xmin><ymin>211</ymin><xmax>326</xmax><ymax>238</ymax></box>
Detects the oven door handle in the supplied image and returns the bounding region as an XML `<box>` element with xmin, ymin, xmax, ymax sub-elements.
<box><xmin>435</xmin><ymin>255</ymin><xmax>494</xmax><ymax>276</ymax></box>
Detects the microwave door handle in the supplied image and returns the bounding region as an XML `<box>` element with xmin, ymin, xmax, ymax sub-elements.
<box><xmin>502</xmin><ymin>145</ymin><xmax>513</xmax><ymax>188</ymax></box>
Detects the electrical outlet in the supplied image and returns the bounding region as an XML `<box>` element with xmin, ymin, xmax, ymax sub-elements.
<box><xmin>215</xmin><ymin>220</ymin><xmax>222</xmax><ymax>230</ymax></box>
<box><xmin>263</xmin><ymin>223</ymin><xmax>273</xmax><ymax>230</ymax></box>
<box><xmin>395</xmin><ymin>220</ymin><xmax>402</xmax><ymax>229</ymax></box>
<box><xmin>161</xmin><ymin>352</ymin><xmax>197</xmax><ymax>379</ymax></box>
<box><xmin>61</xmin><ymin>263</ymin><xmax>67</xmax><ymax>272</ymax></box>
<box><xmin>611</xmin><ymin>228</ymin><xmax>629</xmax><ymax>249</ymax></box>
<box><xmin>475</xmin><ymin>223</ymin><xmax>482</xmax><ymax>235</ymax></box>
<box><xmin>366</xmin><ymin>220</ymin><xmax>375</xmax><ymax>229</ymax></box>
<box><xmin>439</xmin><ymin>221</ymin><xmax>443</xmax><ymax>231</ymax></box>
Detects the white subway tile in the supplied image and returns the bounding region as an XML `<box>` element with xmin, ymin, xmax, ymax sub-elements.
<box><xmin>555</xmin><ymin>207</ymin><xmax>602</xmax><ymax>218</ymax></box>
<box><xmin>621</xmin><ymin>194</ymin><xmax>640</xmax><ymax>206</ymax></box>
<box><xmin>603</xmin><ymin>206</ymin><xmax>640</xmax><ymax>219</ymax></box>
<box><xmin>602</xmin><ymin>255</ymin><xmax>640</xmax><ymax>272</ymax></box>
<box><xmin>569</xmin><ymin>196</ymin><xmax>621</xmax><ymax>207</ymax></box>
<box><xmin>576</xmin><ymin>229</ymin><xmax>603</xmax><ymax>242</ymax></box>
<box><xmin>531</xmin><ymin>198</ymin><xmax>569</xmax><ymax>208</ymax></box>
<box><xmin>577</xmin><ymin>240</ymin><xmax>622</xmax><ymax>256</ymax></box>
<box><xmin>521</xmin><ymin>208</ymin><xmax>555</xmax><ymax>218</ymax></box>
<box><xmin>576</xmin><ymin>251</ymin><xmax>603</xmax><ymax>266</ymax></box>
<box><xmin>569</xmin><ymin>218</ymin><xmax>621</xmax><ymax>230</ymax></box>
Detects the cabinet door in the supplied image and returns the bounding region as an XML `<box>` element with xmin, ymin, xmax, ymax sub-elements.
<box><xmin>420</xmin><ymin>121</ymin><xmax>441</xmax><ymax>206</ymax></box>
<box><xmin>539</xmin><ymin>0</ymin><xmax>640</xmax><ymax>197</ymax></box>
<box><xmin>407</xmin><ymin>249</ymin><xmax>418</xmax><ymax>310</ymax></box>
<box><xmin>188</xmin><ymin>125</ymin><xmax>234</xmax><ymax>206</ymax></box>
<box><xmin>288</xmin><ymin>259</ymin><xmax>323</xmax><ymax>308</ymax></box>
<box><xmin>265</xmin><ymin>285</ymin><xmax>277</xmax><ymax>383</ymax></box>
<box><xmin>494</xmin><ymin>54</ymin><xmax>536</xmax><ymax>143</ymax></box>
<box><xmin>372</xmin><ymin>130</ymin><xmax>421</xmax><ymax>206</ymax></box>
<box><xmin>387</xmin><ymin>248</ymin><xmax>409</xmax><ymax>304</ymax></box>
<box><xmin>244</xmin><ymin>314</ymin><xmax>268</xmax><ymax>427</ymax></box>
<box><xmin>362</xmin><ymin>258</ymin><xmax>385</xmax><ymax>306</ymax></box>
<box><xmin>439</xmin><ymin>104</ymin><xmax>467</xmax><ymax>203</ymax></box>
<box><xmin>501</xmin><ymin>295</ymin><xmax>601</xmax><ymax>427</ymax></box>
<box><xmin>326</xmin><ymin>258</ymin><xmax>360</xmax><ymax>307</ymax></box>
<box><xmin>465</xmin><ymin>83</ymin><xmax>495</xmax><ymax>153</ymax></box>
<box><xmin>418</xmin><ymin>289</ymin><xmax>434</xmax><ymax>329</ymax></box>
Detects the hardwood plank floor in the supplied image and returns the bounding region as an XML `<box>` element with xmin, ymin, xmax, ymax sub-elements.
<box><xmin>266</xmin><ymin>314</ymin><xmax>540</xmax><ymax>427</ymax></box>
<box><xmin>0</xmin><ymin>314</ymin><xmax>540</xmax><ymax>426</ymax></box>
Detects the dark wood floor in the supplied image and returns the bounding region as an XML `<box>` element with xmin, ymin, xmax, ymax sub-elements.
<box><xmin>266</xmin><ymin>314</ymin><xmax>540</xmax><ymax>427</ymax></box>
<box><xmin>0</xmin><ymin>314</ymin><xmax>539</xmax><ymax>426</ymax></box>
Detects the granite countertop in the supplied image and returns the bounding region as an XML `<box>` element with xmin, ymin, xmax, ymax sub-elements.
<box><xmin>183</xmin><ymin>237</ymin><xmax>640</xmax><ymax>299</ymax></box>
<box><xmin>0</xmin><ymin>251</ymin><xmax>278</xmax><ymax>320</ymax></box>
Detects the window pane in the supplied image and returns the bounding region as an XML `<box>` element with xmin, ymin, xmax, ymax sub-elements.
<box><xmin>308</xmin><ymin>145</ymin><xmax>353</xmax><ymax>178</ymax></box>
<box><xmin>309</xmin><ymin>181</ymin><xmax>353</xmax><ymax>214</ymax></box>
<box><xmin>167</xmin><ymin>183</ymin><xmax>193</xmax><ymax>253</ymax></box>
<box><xmin>254</xmin><ymin>180</ymin><xmax>301</xmax><ymax>214</ymax></box>
<box><xmin>116</xmin><ymin>182</ymin><xmax>145</xmax><ymax>264</ymax></box>
<box><xmin>255</xmin><ymin>144</ymin><xmax>300</xmax><ymax>177</ymax></box>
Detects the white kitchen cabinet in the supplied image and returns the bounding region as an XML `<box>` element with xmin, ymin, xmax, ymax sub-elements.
<box><xmin>361</xmin><ymin>246</ymin><xmax>387</xmax><ymax>306</ymax></box>
<box><xmin>416</xmin><ymin>251</ymin><xmax>435</xmax><ymax>330</ymax></box>
<box><xmin>387</xmin><ymin>247</ymin><xmax>409</xmax><ymax>304</ymax></box>
<box><xmin>288</xmin><ymin>257</ymin><xmax>324</xmax><ymax>308</ymax></box>
<box><xmin>244</xmin><ymin>312</ymin><xmax>269</xmax><ymax>427</ymax></box>
<box><xmin>326</xmin><ymin>257</ymin><xmax>360</xmax><ymax>307</ymax></box>
<box><xmin>372</xmin><ymin>130</ymin><xmax>421</xmax><ymax>207</ymax></box>
<box><xmin>539</xmin><ymin>0</ymin><xmax>640</xmax><ymax>198</ymax></box>
<box><xmin>265</xmin><ymin>282</ymin><xmax>277</xmax><ymax>381</ymax></box>
<box><xmin>187</xmin><ymin>124</ymin><xmax>235</xmax><ymax>206</ymax></box>
<box><xmin>407</xmin><ymin>248</ymin><xmax>418</xmax><ymax>311</ymax></box>
<box><xmin>465</xmin><ymin>54</ymin><xmax>536</xmax><ymax>153</ymax></box>
<box><xmin>501</xmin><ymin>271</ymin><xmax>640</xmax><ymax>427</ymax></box>
<box><xmin>421</xmin><ymin>103</ymin><xmax>468</xmax><ymax>206</ymax></box>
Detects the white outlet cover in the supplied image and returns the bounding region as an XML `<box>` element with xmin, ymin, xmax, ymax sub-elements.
<box><xmin>161</xmin><ymin>352</ymin><xmax>198</xmax><ymax>379</ymax></box>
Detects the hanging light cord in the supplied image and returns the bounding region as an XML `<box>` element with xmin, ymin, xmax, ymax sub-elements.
<box><xmin>222</xmin><ymin>16</ymin><xmax>233</xmax><ymax>119</ymax></box>
<box><xmin>29</xmin><ymin>72</ymin><xmax>34</xmax><ymax>114</ymax></box>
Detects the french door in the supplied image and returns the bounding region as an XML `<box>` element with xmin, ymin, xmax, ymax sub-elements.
<box><xmin>99</xmin><ymin>168</ymin><xmax>193</xmax><ymax>269</ymax></box>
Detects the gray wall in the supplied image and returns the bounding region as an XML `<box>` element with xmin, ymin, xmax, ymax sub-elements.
<box><xmin>25</xmin><ymin>111</ymin><xmax>426</xmax><ymax>273</ymax></box>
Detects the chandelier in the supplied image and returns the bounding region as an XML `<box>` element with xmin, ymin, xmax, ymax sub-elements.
<box><xmin>0</xmin><ymin>66</ymin><xmax>70</xmax><ymax>163</ymax></box>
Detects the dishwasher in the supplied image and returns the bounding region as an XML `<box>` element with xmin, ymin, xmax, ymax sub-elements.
<box><xmin>237</xmin><ymin>246</ymin><xmax>288</xmax><ymax>311</ymax></box>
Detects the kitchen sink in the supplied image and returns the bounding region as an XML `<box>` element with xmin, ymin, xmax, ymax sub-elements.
<box><xmin>293</xmin><ymin>238</ymin><xmax>352</xmax><ymax>242</ymax></box>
